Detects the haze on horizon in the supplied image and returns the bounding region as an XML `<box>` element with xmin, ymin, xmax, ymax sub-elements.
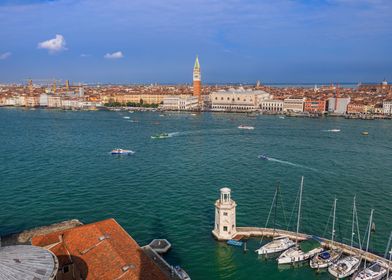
<box><xmin>0</xmin><ymin>0</ymin><xmax>391</xmax><ymax>84</ymax></box>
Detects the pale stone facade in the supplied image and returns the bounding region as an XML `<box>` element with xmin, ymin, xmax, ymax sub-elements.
<box><xmin>161</xmin><ymin>95</ymin><xmax>199</xmax><ymax>110</ymax></box>
<box><xmin>283</xmin><ymin>98</ymin><xmax>305</xmax><ymax>112</ymax></box>
<box><xmin>210</xmin><ymin>88</ymin><xmax>271</xmax><ymax>111</ymax></box>
<box><xmin>383</xmin><ymin>100</ymin><xmax>392</xmax><ymax>115</ymax></box>
<box><xmin>260</xmin><ymin>99</ymin><xmax>284</xmax><ymax>112</ymax></box>
<box><xmin>212</xmin><ymin>188</ymin><xmax>237</xmax><ymax>240</ymax></box>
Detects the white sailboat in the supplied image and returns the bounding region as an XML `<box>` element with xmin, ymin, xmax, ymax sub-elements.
<box><xmin>353</xmin><ymin>209</ymin><xmax>387</xmax><ymax>280</ymax></box>
<box><xmin>310</xmin><ymin>198</ymin><xmax>342</xmax><ymax>269</ymax></box>
<box><xmin>277</xmin><ymin>176</ymin><xmax>322</xmax><ymax>265</ymax></box>
<box><xmin>328</xmin><ymin>196</ymin><xmax>362</xmax><ymax>278</ymax></box>
<box><xmin>255</xmin><ymin>184</ymin><xmax>295</xmax><ymax>256</ymax></box>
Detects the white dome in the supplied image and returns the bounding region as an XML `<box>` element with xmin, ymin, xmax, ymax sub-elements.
<box><xmin>220</xmin><ymin>187</ymin><xmax>231</xmax><ymax>193</ymax></box>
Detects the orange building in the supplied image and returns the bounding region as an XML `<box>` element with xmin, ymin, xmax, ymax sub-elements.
<box><xmin>304</xmin><ymin>99</ymin><xmax>327</xmax><ymax>113</ymax></box>
<box><xmin>193</xmin><ymin>56</ymin><xmax>201</xmax><ymax>103</ymax></box>
<box><xmin>32</xmin><ymin>218</ymin><xmax>169</xmax><ymax>280</ymax></box>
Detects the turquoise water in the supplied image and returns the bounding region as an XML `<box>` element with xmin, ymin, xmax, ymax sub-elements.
<box><xmin>1</xmin><ymin>108</ymin><xmax>391</xmax><ymax>279</ymax></box>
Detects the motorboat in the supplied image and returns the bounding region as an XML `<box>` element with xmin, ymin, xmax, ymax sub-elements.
<box><xmin>174</xmin><ymin>265</ymin><xmax>191</xmax><ymax>280</ymax></box>
<box><xmin>352</xmin><ymin>261</ymin><xmax>387</xmax><ymax>280</ymax></box>
<box><xmin>151</xmin><ymin>133</ymin><xmax>170</xmax><ymax>139</ymax></box>
<box><xmin>327</xmin><ymin>129</ymin><xmax>341</xmax><ymax>132</ymax></box>
<box><xmin>279</xmin><ymin>116</ymin><xmax>285</xmax><ymax>119</ymax></box>
<box><xmin>258</xmin><ymin>154</ymin><xmax>269</xmax><ymax>160</ymax></box>
<box><xmin>111</xmin><ymin>149</ymin><xmax>135</xmax><ymax>155</ymax></box>
<box><xmin>310</xmin><ymin>249</ymin><xmax>342</xmax><ymax>269</ymax></box>
<box><xmin>227</xmin><ymin>240</ymin><xmax>243</xmax><ymax>247</ymax></box>
<box><xmin>362</xmin><ymin>131</ymin><xmax>369</xmax><ymax>135</ymax></box>
<box><xmin>277</xmin><ymin>245</ymin><xmax>323</xmax><ymax>265</ymax></box>
<box><xmin>328</xmin><ymin>255</ymin><xmax>361</xmax><ymax>278</ymax></box>
<box><xmin>238</xmin><ymin>125</ymin><xmax>254</xmax><ymax>130</ymax></box>
<box><xmin>123</xmin><ymin>116</ymin><xmax>130</xmax><ymax>119</ymax></box>
<box><xmin>256</xmin><ymin>236</ymin><xmax>295</xmax><ymax>255</ymax></box>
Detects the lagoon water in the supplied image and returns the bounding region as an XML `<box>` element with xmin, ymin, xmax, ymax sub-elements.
<box><xmin>1</xmin><ymin>108</ymin><xmax>392</xmax><ymax>280</ymax></box>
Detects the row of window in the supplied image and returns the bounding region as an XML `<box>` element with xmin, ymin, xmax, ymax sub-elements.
<box><xmin>214</xmin><ymin>97</ymin><xmax>253</xmax><ymax>102</ymax></box>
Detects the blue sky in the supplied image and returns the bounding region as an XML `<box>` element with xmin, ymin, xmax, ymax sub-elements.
<box><xmin>0</xmin><ymin>0</ymin><xmax>391</xmax><ymax>84</ymax></box>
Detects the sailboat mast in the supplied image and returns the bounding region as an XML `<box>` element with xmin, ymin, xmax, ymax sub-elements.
<box><xmin>296</xmin><ymin>176</ymin><xmax>304</xmax><ymax>245</ymax></box>
<box><xmin>273</xmin><ymin>183</ymin><xmax>279</xmax><ymax>237</ymax></box>
<box><xmin>332</xmin><ymin>198</ymin><xmax>337</xmax><ymax>244</ymax></box>
<box><xmin>351</xmin><ymin>196</ymin><xmax>356</xmax><ymax>247</ymax></box>
<box><xmin>364</xmin><ymin>209</ymin><xmax>374</xmax><ymax>268</ymax></box>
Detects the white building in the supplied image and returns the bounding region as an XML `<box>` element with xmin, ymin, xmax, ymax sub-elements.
<box><xmin>383</xmin><ymin>100</ymin><xmax>392</xmax><ymax>115</ymax></box>
<box><xmin>39</xmin><ymin>94</ymin><xmax>48</xmax><ymax>107</ymax></box>
<box><xmin>47</xmin><ymin>95</ymin><xmax>62</xmax><ymax>108</ymax></box>
<box><xmin>212</xmin><ymin>188</ymin><xmax>237</xmax><ymax>240</ymax></box>
<box><xmin>161</xmin><ymin>95</ymin><xmax>199</xmax><ymax>110</ymax></box>
<box><xmin>210</xmin><ymin>88</ymin><xmax>271</xmax><ymax>111</ymax></box>
<box><xmin>260</xmin><ymin>99</ymin><xmax>284</xmax><ymax>112</ymax></box>
<box><xmin>328</xmin><ymin>97</ymin><xmax>351</xmax><ymax>114</ymax></box>
<box><xmin>283</xmin><ymin>97</ymin><xmax>305</xmax><ymax>112</ymax></box>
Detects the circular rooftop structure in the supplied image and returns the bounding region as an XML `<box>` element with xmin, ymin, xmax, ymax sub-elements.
<box><xmin>0</xmin><ymin>245</ymin><xmax>58</xmax><ymax>280</ymax></box>
<box><xmin>220</xmin><ymin>187</ymin><xmax>231</xmax><ymax>193</ymax></box>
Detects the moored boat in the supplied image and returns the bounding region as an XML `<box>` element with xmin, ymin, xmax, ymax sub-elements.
<box><xmin>328</xmin><ymin>255</ymin><xmax>361</xmax><ymax>278</ymax></box>
<box><xmin>111</xmin><ymin>149</ymin><xmax>135</xmax><ymax>155</ymax></box>
<box><xmin>227</xmin><ymin>239</ymin><xmax>243</xmax><ymax>247</ymax></box>
<box><xmin>256</xmin><ymin>236</ymin><xmax>295</xmax><ymax>255</ymax></box>
<box><xmin>352</xmin><ymin>261</ymin><xmax>387</xmax><ymax>280</ymax></box>
<box><xmin>174</xmin><ymin>265</ymin><xmax>191</xmax><ymax>280</ymax></box>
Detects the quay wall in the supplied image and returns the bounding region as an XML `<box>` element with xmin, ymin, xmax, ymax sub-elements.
<box><xmin>235</xmin><ymin>227</ymin><xmax>392</xmax><ymax>270</ymax></box>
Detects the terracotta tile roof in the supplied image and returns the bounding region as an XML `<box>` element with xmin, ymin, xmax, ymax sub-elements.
<box><xmin>32</xmin><ymin>218</ymin><xmax>168</xmax><ymax>280</ymax></box>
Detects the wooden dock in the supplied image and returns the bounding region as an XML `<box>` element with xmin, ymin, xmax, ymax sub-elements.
<box><xmin>235</xmin><ymin>227</ymin><xmax>392</xmax><ymax>269</ymax></box>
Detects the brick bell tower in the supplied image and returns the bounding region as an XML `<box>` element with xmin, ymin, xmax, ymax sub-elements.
<box><xmin>193</xmin><ymin>56</ymin><xmax>201</xmax><ymax>105</ymax></box>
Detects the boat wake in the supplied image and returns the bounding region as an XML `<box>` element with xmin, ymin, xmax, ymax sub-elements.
<box><xmin>264</xmin><ymin>157</ymin><xmax>319</xmax><ymax>172</ymax></box>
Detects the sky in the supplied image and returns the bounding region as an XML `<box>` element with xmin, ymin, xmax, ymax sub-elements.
<box><xmin>0</xmin><ymin>0</ymin><xmax>391</xmax><ymax>84</ymax></box>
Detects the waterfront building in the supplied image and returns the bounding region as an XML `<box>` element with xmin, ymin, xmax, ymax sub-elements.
<box><xmin>212</xmin><ymin>188</ymin><xmax>237</xmax><ymax>240</ymax></box>
<box><xmin>161</xmin><ymin>95</ymin><xmax>199</xmax><ymax>110</ymax></box>
<box><xmin>25</xmin><ymin>95</ymin><xmax>40</xmax><ymax>107</ymax></box>
<box><xmin>193</xmin><ymin>56</ymin><xmax>201</xmax><ymax>103</ymax></box>
<box><xmin>283</xmin><ymin>97</ymin><xmax>305</xmax><ymax>112</ymax></box>
<box><xmin>210</xmin><ymin>88</ymin><xmax>270</xmax><ymax>112</ymax></box>
<box><xmin>39</xmin><ymin>93</ymin><xmax>48</xmax><ymax>107</ymax></box>
<box><xmin>104</xmin><ymin>94</ymin><xmax>165</xmax><ymax>105</ymax></box>
<box><xmin>14</xmin><ymin>95</ymin><xmax>26</xmax><ymax>107</ymax></box>
<box><xmin>347</xmin><ymin>103</ymin><xmax>373</xmax><ymax>114</ymax></box>
<box><xmin>260</xmin><ymin>99</ymin><xmax>284</xmax><ymax>112</ymax></box>
<box><xmin>383</xmin><ymin>100</ymin><xmax>392</xmax><ymax>115</ymax></box>
<box><xmin>327</xmin><ymin>97</ymin><xmax>351</xmax><ymax>114</ymax></box>
<box><xmin>304</xmin><ymin>99</ymin><xmax>327</xmax><ymax>113</ymax></box>
<box><xmin>47</xmin><ymin>95</ymin><xmax>62</xmax><ymax>108</ymax></box>
<box><xmin>32</xmin><ymin>218</ymin><xmax>169</xmax><ymax>280</ymax></box>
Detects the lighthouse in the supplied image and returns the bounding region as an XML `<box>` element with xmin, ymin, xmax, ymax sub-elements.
<box><xmin>212</xmin><ymin>188</ymin><xmax>237</xmax><ymax>240</ymax></box>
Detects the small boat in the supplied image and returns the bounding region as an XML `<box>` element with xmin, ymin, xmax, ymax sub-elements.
<box><xmin>328</xmin><ymin>255</ymin><xmax>361</xmax><ymax>278</ymax></box>
<box><xmin>174</xmin><ymin>265</ymin><xmax>191</xmax><ymax>280</ymax></box>
<box><xmin>151</xmin><ymin>133</ymin><xmax>170</xmax><ymax>139</ymax></box>
<box><xmin>352</xmin><ymin>261</ymin><xmax>387</xmax><ymax>280</ymax></box>
<box><xmin>256</xmin><ymin>236</ymin><xmax>295</xmax><ymax>255</ymax></box>
<box><xmin>326</xmin><ymin>129</ymin><xmax>341</xmax><ymax>132</ymax></box>
<box><xmin>238</xmin><ymin>125</ymin><xmax>254</xmax><ymax>130</ymax></box>
<box><xmin>362</xmin><ymin>131</ymin><xmax>369</xmax><ymax>135</ymax></box>
<box><xmin>227</xmin><ymin>240</ymin><xmax>243</xmax><ymax>247</ymax></box>
<box><xmin>123</xmin><ymin>116</ymin><xmax>130</xmax><ymax>119</ymax></box>
<box><xmin>191</xmin><ymin>113</ymin><xmax>197</xmax><ymax>116</ymax></box>
<box><xmin>159</xmin><ymin>114</ymin><xmax>165</xmax><ymax>117</ymax></box>
<box><xmin>279</xmin><ymin>116</ymin><xmax>285</xmax><ymax>119</ymax></box>
<box><xmin>258</xmin><ymin>154</ymin><xmax>269</xmax><ymax>160</ymax></box>
<box><xmin>111</xmin><ymin>149</ymin><xmax>135</xmax><ymax>155</ymax></box>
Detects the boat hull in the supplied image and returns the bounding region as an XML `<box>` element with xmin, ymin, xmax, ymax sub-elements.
<box><xmin>328</xmin><ymin>256</ymin><xmax>360</xmax><ymax>279</ymax></box>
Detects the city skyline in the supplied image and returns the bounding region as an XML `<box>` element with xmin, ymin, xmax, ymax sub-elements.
<box><xmin>0</xmin><ymin>0</ymin><xmax>391</xmax><ymax>83</ymax></box>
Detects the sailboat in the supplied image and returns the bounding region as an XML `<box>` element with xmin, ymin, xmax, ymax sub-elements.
<box><xmin>255</xmin><ymin>184</ymin><xmax>295</xmax><ymax>256</ymax></box>
<box><xmin>353</xmin><ymin>209</ymin><xmax>387</xmax><ymax>280</ymax></box>
<box><xmin>387</xmin><ymin>233</ymin><xmax>392</xmax><ymax>280</ymax></box>
<box><xmin>328</xmin><ymin>196</ymin><xmax>362</xmax><ymax>278</ymax></box>
<box><xmin>310</xmin><ymin>198</ymin><xmax>342</xmax><ymax>269</ymax></box>
<box><xmin>277</xmin><ymin>177</ymin><xmax>323</xmax><ymax>265</ymax></box>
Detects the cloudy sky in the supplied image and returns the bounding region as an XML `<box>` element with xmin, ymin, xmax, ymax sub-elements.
<box><xmin>0</xmin><ymin>0</ymin><xmax>391</xmax><ymax>84</ymax></box>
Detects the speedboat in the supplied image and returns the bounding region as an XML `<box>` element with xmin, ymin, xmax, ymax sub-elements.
<box><xmin>328</xmin><ymin>129</ymin><xmax>341</xmax><ymax>132</ymax></box>
<box><xmin>151</xmin><ymin>133</ymin><xmax>170</xmax><ymax>139</ymax></box>
<box><xmin>174</xmin><ymin>265</ymin><xmax>191</xmax><ymax>280</ymax></box>
<box><xmin>256</xmin><ymin>236</ymin><xmax>295</xmax><ymax>255</ymax></box>
<box><xmin>123</xmin><ymin>116</ymin><xmax>130</xmax><ymax>119</ymax></box>
<box><xmin>238</xmin><ymin>125</ymin><xmax>254</xmax><ymax>130</ymax></box>
<box><xmin>310</xmin><ymin>249</ymin><xmax>342</xmax><ymax>269</ymax></box>
<box><xmin>328</xmin><ymin>255</ymin><xmax>361</xmax><ymax>278</ymax></box>
<box><xmin>362</xmin><ymin>131</ymin><xmax>369</xmax><ymax>135</ymax></box>
<box><xmin>111</xmin><ymin>149</ymin><xmax>134</xmax><ymax>155</ymax></box>
<box><xmin>258</xmin><ymin>154</ymin><xmax>269</xmax><ymax>160</ymax></box>
<box><xmin>277</xmin><ymin>245</ymin><xmax>323</xmax><ymax>265</ymax></box>
<box><xmin>352</xmin><ymin>261</ymin><xmax>387</xmax><ymax>280</ymax></box>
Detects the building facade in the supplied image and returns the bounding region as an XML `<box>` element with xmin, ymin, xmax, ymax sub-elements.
<box><xmin>210</xmin><ymin>88</ymin><xmax>270</xmax><ymax>111</ymax></box>
<box><xmin>212</xmin><ymin>188</ymin><xmax>237</xmax><ymax>240</ymax></box>
<box><xmin>161</xmin><ymin>95</ymin><xmax>199</xmax><ymax>110</ymax></box>
<box><xmin>383</xmin><ymin>100</ymin><xmax>392</xmax><ymax>115</ymax></box>
<box><xmin>327</xmin><ymin>97</ymin><xmax>351</xmax><ymax>114</ymax></box>
<box><xmin>283</xmin><ymin>98</ymin><xmax>305</xmax><ymax>112</ymax></box>
<box><xmin>259</xmin><ymin>99</ymin><xmax>284</xmax><ymax>112</ymax></box>
<box><xmin>304</xmin><ymin>99</ymin><xmax>327</xmax><ymax>113</ymax></box>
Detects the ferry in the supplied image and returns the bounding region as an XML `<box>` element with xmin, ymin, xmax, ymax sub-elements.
<box><xmin>151</xmin><ymin>133</ymin><xmax>170</xmax><ymax>139</ymax></box>
<box><xmin>238</xmin><ymin>125</ymin><xmax>255</xmax><ymax>130</ymax></box>
<box><xmin>111</xmin><ymin>149</ymin><xmax>135</xmax><ymax>155</ymax></box>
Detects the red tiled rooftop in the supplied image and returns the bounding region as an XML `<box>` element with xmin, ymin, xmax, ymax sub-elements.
<box><xmin>32</xmin><ymin>218</ymin><xmax>168</xmax><ymax>280</ymax></box>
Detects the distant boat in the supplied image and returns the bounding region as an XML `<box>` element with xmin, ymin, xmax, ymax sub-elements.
<box><xmin>362</xmin><ymin>131</ymin><xmax>369</xmax><ymax>135</ymax></box>
<box><xmin>227</xmin><ymin>240</ymin><xmax>243</xmax><ymax>247</ymax></box>
<box><xmin>258</xmin><ymin>154</ymin><xmax>269</xmax><ymax>160</ymax></box>
<box><xmin>123</xmin><ymin>116</ymin><xmax>130</xmax><ymax>119</ymax></box>
<box><xmin>238</xmin><ymin>125</ymin><xmax>254</xmax><ymax>130</ymax></box>
<box><xmin>111</xmin><ymin>149</ymin><xmax>134</xmax><ymax>155</ymax></box>
<box><xmin>279</xmin><ymin>116</ymin><xmax>285</xmax><ymax>119</ymax></box>
<box><xmin>159</xmin><ymin>114</ymin><xmax>165</xmax><ymax>117</ymax></box>
<box><xmin>326</xmin><ymin>129</ymin><xmax>341</xmax><ymax>132</ymax></box>
<box><xmin>151</xmin><ymin>133</ymin><xmax>170</xmax><ymax>139</ymax></box>
<box><xmin>191</xmin><ymin>113</ymin><xmax>197</xmax><ymax>116</ymax></box>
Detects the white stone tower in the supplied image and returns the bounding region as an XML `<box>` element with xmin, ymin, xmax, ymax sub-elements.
<box><xmin>212</xmin><ymin>187</ymin><xmax>237</xmax><ymax>240</ymax></box>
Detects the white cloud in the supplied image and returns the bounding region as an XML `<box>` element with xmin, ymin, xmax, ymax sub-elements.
<box><xmin>38</xmin><ymin>34</ymin><xmax>67</xmax><ymax>53</ymax></box>
<box><xmin>0</xmin><ymin>52</ymin><xmax>11</xmax><ymax>60</ymax></box>
<box><xmin>104</xmin><ymin>51</ymin><xmax>123</xmax><ymax>59</ymax></box>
